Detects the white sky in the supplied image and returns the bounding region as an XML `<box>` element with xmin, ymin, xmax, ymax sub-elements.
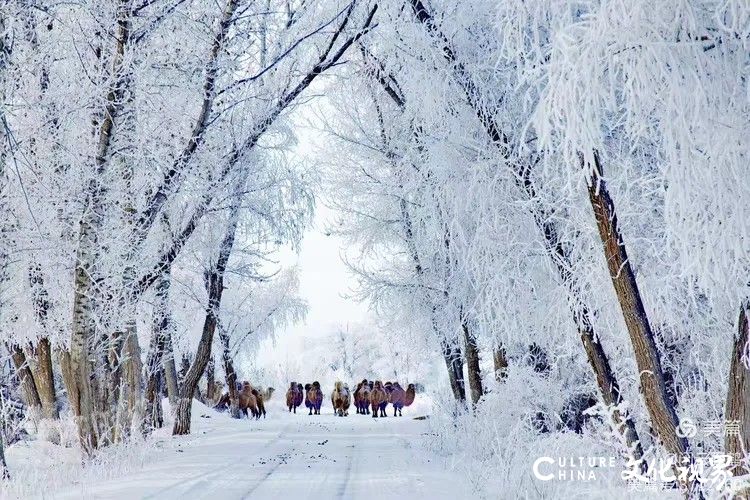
<box><xmin>256</xmin><ymin>94</ymin><xmax>375</xmax><ymax>370</ymax></box>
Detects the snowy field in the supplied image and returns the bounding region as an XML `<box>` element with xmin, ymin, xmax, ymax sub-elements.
<box><xmin>3</xmin><ymin>398</ymin><xmax>470</xmax><ymax>500</ymax></box>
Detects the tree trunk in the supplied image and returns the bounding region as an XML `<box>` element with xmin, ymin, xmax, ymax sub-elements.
<box><xmin>163</xmin><ymin>332</ymin><xmax>179</xmax><ymax>405</ymax></box>
<box><xmin>143</xmin><ymin>268</ymin><xmax>177</xmax><ymax>430</ymax></box>
<box><xmin>493</xmin><ymin>344</ymin><xmax>508</xmax><ymax>382</ymax></box>
<box><xmin>220</xmin><ymin>325</ymin><xmax>240</xmax><ymax>418</ymax></box>
<box><xmin>725</xmin><ymin>302</ymin><xmax>750</xmax><ymax>475</ymax></box>
<box><xmin>586</xmin><ymin>152</ymin><xmax>686</xmax><ymax>460</ymax></box>
<box><xmin>206</xmin><ymin>357</ymin><xmax>215</xmax><ymax>403</ymax></box>
<box><xmin>172</xmin><ymin>311</ymin><xmax>218</xmax><ymax>435</ymax></box>
<box><xmin>0</xmin><ymin>421</ymin><xmax>7</xmax><ymax>479</ymax></box>
<box><xmin>70</xmin><ymin>0</ymin><xmax>133</xmax><ymax>453</ymax></box>
<box><xmin>173</xmin><ymin>200</ymin><xmax>240</xmax><ymax>435</ymax></box>
<box><xmin>9</xmin><ymin>345</ymin><xmax>42</xmax><ymax>421</ymax></box>
<box><xmin>463</xmin><ymin>322</ymin><xmax>483</xmax><ymax>405</ymax></box>
<box><xmin>178</xmin><ymin>354</ymin><xmax>190</xmax><ymax>388</ymax></box>
<box><xmin>442</xmin><ymin>340</ymin><xmax>466</xmax><ymax>402</ymax></box>
<box><xmin>117</xmin><ymin>323</ymin><xmax>142</xmax><ymax>437</ymax></box>
<box><xmin>152</xmin><ymin>264</ymin><xmax>179</xmax><ymax>405</ymax></box>
<box><xmin>143</xmin><ymin>329</ymin><xmax>165</xmax><ymax>431</ymax></box>
<box><xmin>25</xmin><ymin>338</ymin><xmax>58</xmax><ymax>420</ymax></box>
<box><xmin>57</xmin><ymin>348</ymin><xmax>79</xmax><ymax>416</ymax></box>
<box><xmin>26</xmin><ymin>265</ymin><xmax>59</xmax><ymax>421</ymax></box>
<box><xmin>400</xmin><ymin>3</ymin><xmax>645</xmax><ymax>464</ymax></box>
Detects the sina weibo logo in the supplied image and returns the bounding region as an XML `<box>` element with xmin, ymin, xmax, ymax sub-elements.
<box><xmin>532</xmin><ymin>456</ymin><xmax>618</xmax><ymax>482</ymax></box>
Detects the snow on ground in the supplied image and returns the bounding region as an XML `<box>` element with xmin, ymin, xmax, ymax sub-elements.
<box><xmin>3</xmin><ymin>397</ymin><xmax>467</xmax><ymax>500</ymax></box>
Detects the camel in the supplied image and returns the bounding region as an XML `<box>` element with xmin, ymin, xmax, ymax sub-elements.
<box><xmin>388</xmin><ymin>382</ymin><xmax>407</xmax><ymax>416</ymax></box>
<box><xmin>286</xmin><ymin>382</ymin><xmax>303</xmax><ymax>413</ymax></box>
<box><xmin>381</xmin><ymin>381</ymin><xmax>394</xmax><ymax>416</ymax></box>
<box><xmin>215</xmin><ymin>392</ymin><xmax>231</xmax><ymax>411</ymax></box>
<box><xmin>262</xmin><ymin>387</ymin><xmax>275</xmax><ymax>403</ymax></box>
<box><xmin>354</xmin><ymin>379</ymin><xmax>371</xmax><ymax>414</ymax></box>
<box><xmin>210</xmin><ymin>381</ymin><xmax>225</xmax><ymax>408</ymax></box>
<box><xmin>238</xmin><ymin>381</ymin><xmax>260</xmax><ymax>419</ymax></box>
<box><xmin>405</xmin><ymin>383</ymin><xmax>416</xmax><ymax>407</ymax></box>
<box><xmin>306</xmin><ymin>381</ymin><xmax>323</xmax><ymax>415</ymax></box>
<box><xmin>331</xmin><ymin>381</ymin><xmax>351</xmax><ymax>416</ymax></box>
<box><xmin>304</xmin><ymin>383</ymin><xmax>313</xmax><ymax>412</ymax></box>
<box><xmin>254</xmin><ymin>386</ymin><xmax>270</xmax><ymax>418</ymax></box>
<box><xmin>294</xmin><ymin>383</ymin><xmax>303</xmax><ymax>408</ymax></box>
<box><xmin>235</xmin><ymin>381</ymin><xmax>271</xmax><ymax>419</ymax></box>
<box><xmin>369</xmin><ymin>380</ymin><xmax>388</xmax><ymax>418</ymax></box>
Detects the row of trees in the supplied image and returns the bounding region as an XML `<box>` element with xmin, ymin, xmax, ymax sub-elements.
<box><xmin>0</xmin><ymin>0</ymin><xmax>376</xmax><ymax>466</ymax></box>
<box><xmin>317</xmin><ymin>0</ymin><xmax>749</xmax><ymax>494</ymax></box>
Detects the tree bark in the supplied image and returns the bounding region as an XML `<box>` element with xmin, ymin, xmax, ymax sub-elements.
<box><xmin>442</xmin><ymin>340</ymin><xmax>466</xmax><ymax>402</ymax></box>
<box><xmin>9</xmin><ymin>345</ymin><xmax>42</xmax><ymax>420</ymax></box>
<box><xmin>143</xmin><ymin>268</ymin><xmax>175</xmax><ymax>432</ymax></box>
<box><xmin>8</xmin><ymin>345</ymin><xmax>42</xmax><ymax>421</ymax></box>
<box><xmin>178</xmin><ymin>354</ymin><xmax>190</xmax><ymax>389</ymax></box>
<box><xmin>26</xmin><ymin>265</ymin><xmax>59</xmax><ymax>421</ymax></box>
<box><xmin>24</xmin><ymin>338</ymin><xmax>58</xmax><ymax>420</ymax></box>
<box><xmin>399</xmin><ymin>3</ymin><xmax>645</xmax><ymax>464</ymax></box>
<box><xmin>153</xmin><ymin>264</ymin><xmax>179</xmax><ymax>404</ymax></box>
<box><xmin>57</xmin><ymin>348</ymin><xmax>80</xmax><ymax>416</ymax></box>
<box><xmin>725</xmin><ymin>302</ymin><xmax>750</xmax><ymax>475</ymax></box>
<box><xmin>0</xmin><ymin>421</ymin><xmax>7</xmax><ymax>479</ymax></box>
<box><xmin>143</xmin><ymin>327</ymin><xmax>166</xmax><ymax>431</ymax></box>
<box><xmin>585</xmin><ymin>152</ymin><xmax>686</xmax><ymax>460</ymax></box>
<box><xmin>206</xmin><ymin>357</ymin><xmax>215</xmax><ymax>402</ymax></box>
<box><xmin>163</xmin><ymin>332</ymin><xmax>179</xmax><ymax>405</ymax></box>
<box><xmin>220</xmin><ymin>324</ymin><xmax>240</xmax><ymax>418</ymax></box>
<box><xmin>493</xmin><ymin>344</ymin><xmax>508</xmax><ymax>382</ymax></box>
<box><xmin>463</xmin><ymin>321</ymin><xmax>483</xmax><ymax>405</ymax></box>
<box><xmin>70</xmin><ymin>0</ymin><xmax>133</xmax><ymax>453</ymax></box>
<box><xmin>173</xmin><ymin>200</ymin><xmax>240</xmax><ymax>435</ymax></box>
<box><xmin>117</xmin><ymin>323</ymin><xmax>142</xmax><ymax>437</ymax></box>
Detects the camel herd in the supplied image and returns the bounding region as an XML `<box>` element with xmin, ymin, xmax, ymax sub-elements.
<box><xmin>209</xmin><ymin>378</ymin><xmax>417</xmax><ymax>419</ymax></box>
<box><xmin>211</xmin><ymin>381</ymin><xmax>275</xmax><ymax>419</ymax></box>
<box><xmin>286</xmin><ymin>379</ymin><xmax>416</xmax><ymax>418</ymax></box>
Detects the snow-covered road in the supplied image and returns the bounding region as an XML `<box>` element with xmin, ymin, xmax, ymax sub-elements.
<box><xmin>48</xmin><ymin>401</ymin><xmax>469</xmax><ymax>500</ymax></box>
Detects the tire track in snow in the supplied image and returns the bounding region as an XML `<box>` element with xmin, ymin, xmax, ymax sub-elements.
<box><xmin>142</xmin><ymin>421</ymin><xmax>290</xmax><ymax>499</ymax></box>
<box><xmin>335</xmin><ymin>445</ymin><xmax>355</xmax><ymax>500</ymax></box>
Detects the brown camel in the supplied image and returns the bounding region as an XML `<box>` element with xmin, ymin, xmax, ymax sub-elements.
<box><xmin>354</xmin><ymin>379</ymin><xmax>371</xmax><ymax>414</ymax></box>
<box><xmin>388</xmin><ymin>382</ymin><xmax>407</xmax><ymax>416</ymax></box>
<box><xmin>405</xmin><ymin>383</ymin><xmax>416</xmax><ymax>407</ymax></box>
<box><xmin>369</xmin><ymin>380</ymin><xmax>387</xmax><ymax>418</ymax></box>
<box><xmin>238</xmin><ymin>381</ymin><xmax>260</xmax><ymax>418</ymax></box>
<box><xmin>304</xmin><ymin>383</ymin><xmax>313</xmax><ymax>411</ymax></box>
<box><xmin>286</xmin><ymin>382</ymin><xmax>303</xmax><ymax>413</ymax></box>
<box><xmin>253</xmin><ymin>385</ymin><xmax>273</xmax><ymax>418</ymax></box>
<box><xmin>306</xmin><ymin>381</ymin><xmax>323</xmax><ymax>415</ymax></box>
<box><xmin>331</xmin><ymin>381</ymin><xmax>351</xmax><ymax>417</ymax></box>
